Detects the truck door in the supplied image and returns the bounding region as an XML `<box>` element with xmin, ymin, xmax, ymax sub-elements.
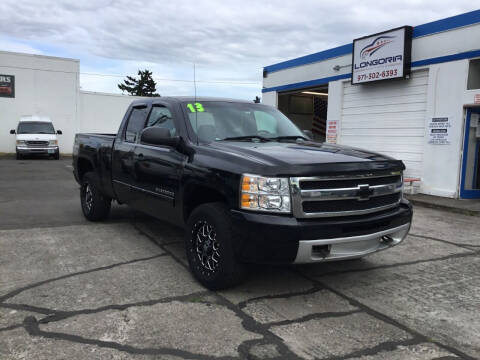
<box><xmin>112</xmin><ymin>104</ymin><xmax>149</xmax><ymax>204</ymax></box>
<box><xmin>132</xmin><ymin>104</ymin><xmax>185</xmax><ymax>224</ymax></box>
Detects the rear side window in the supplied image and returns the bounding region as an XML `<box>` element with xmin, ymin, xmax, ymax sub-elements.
<box><xmin>146</xmin><ymin>106</ymin><xmax>177</xmax><ymax>137</ymax></box>
<box><xmin>125</xmin><ymin>107</ymin><xmax>147</xmax><ymax>142</ymax></box>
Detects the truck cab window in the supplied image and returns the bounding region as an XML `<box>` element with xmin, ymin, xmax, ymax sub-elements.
<box><xmin>125</xmin><ymin>108</ymin><xmax>147</xmax><ymax>142</ymax></box>
<box><xmin>146</xmin><ymin>106</ymin><xmax>177</xmax><ymax>137</ymax></box>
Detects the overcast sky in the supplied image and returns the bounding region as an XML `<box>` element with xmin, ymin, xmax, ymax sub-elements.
<box><xmin>0</xmin><ymin>1</ymin><xmax>478</xmax><ymax>100</ymax></box>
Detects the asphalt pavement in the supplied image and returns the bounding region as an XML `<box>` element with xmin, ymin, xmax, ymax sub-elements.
<box><xmin>0</xmin><ymin>158</ymin><xmax>479</xmax><ymax>359</ymax></box>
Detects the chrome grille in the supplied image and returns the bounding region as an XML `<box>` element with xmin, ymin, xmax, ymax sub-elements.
<box><xmin>290</xmin><ymin>173</ymin><xmax>403</xmax><ymax>218</ymax></box>
<box><xmin>26</xmin><ymin>141</ymin><xmax>49</xmax><ymax>147</ymax></box>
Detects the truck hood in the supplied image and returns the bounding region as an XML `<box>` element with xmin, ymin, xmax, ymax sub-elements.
<box><xmin>200</xmin><ymin>140</ymin><xmax>404</xmax><ymax>176</ymax></box>
<box><xmin>16</xmin><ymin>134</ymin><xmax>57</xmax><ymax>141</ymax></box>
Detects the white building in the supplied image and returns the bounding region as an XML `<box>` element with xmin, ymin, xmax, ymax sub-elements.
<box><xmin>0</xmin><ymin>51</ymin><xmax>144</xmax><ymax>156</ymax></box>
<box><xmin>263</xmin><ymin>10</ymin><xmax>480</xmax><ymax>200</ymax></box>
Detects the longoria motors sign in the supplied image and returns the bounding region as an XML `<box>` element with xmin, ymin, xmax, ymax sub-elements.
<box><xmin>0</xmin><ymin>74</ymin><xmax>15</xmax><ymax>98</ymax></box>
<box><xmin>352</xmin><ymin>26</ymin><xmax>412</xmax><ymax>85</ymax></box>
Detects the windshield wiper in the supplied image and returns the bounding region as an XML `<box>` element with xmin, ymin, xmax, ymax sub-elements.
<box><xmin>221</xmin><ymin>135</ymin><xmax>272</xmax><ymax>142</ymax></box>
<box><xmin>270</xmin><ymin>135</ymin><xmax>308</xmax><ymax>141</ymax></box>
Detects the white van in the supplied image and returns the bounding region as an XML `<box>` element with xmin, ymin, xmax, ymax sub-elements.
<box><xmin>10</xmin><ymin>116</ymin><xmax>62</xmax><ymax>160</ymax></box>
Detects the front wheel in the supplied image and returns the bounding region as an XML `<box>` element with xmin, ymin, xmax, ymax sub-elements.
<box><xmin>185</xmin><ymin>202</ymin><xmax>246</xmax><ymax>290</ymax></box>
<box><xmin>80</xmin><ymin>172</ymin><xmax>111</xmax><ymax>221</ymax></box>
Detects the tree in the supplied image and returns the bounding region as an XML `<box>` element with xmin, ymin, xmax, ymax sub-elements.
<box><xmin>118</xmin><ymin>69</ymin><xmax>160</xmax><ymax>97</ymax></box>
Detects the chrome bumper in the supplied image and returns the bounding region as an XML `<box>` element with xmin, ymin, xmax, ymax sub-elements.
<box><xmin>294</xmin><ymin>222</ymin><xmax>410</xmax><ymax>263</ymax></box>
<box><xmin>17</xmin><ymin>146</ymin><xmax>58</xmax><ymax>154</ymax></box>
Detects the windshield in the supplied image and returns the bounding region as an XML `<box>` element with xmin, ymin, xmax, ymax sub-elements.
<box><xmin>183</xmin><ymin>101</ymin><xmax>305</xmax><ymax>142</ymax></box>
<box><xmin>17</xmin><ymin>122</ymin><xmax>55</xmax><ymax>134</ymax></box>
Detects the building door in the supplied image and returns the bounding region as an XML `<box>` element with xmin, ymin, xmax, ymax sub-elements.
<box><xmin>460</xmin><ymin>108</ymin><xmax>480</xmax><ymax>199</ymax></box>
<box><xmin>278</xmin><ymin>87</ymin><xmax>328</xmax><ymax>142</ymax></box>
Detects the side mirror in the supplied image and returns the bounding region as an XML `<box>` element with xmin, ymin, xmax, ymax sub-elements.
<box><xmin>56</xmin><ymin>130</ymin><xmax>63</xmax><ymax>135</ymax></box>
<box><xmin>10</xmin><ymin>129</ymin><xmax>15</xmax><ymax>134</ymax></box>
<box><xmin>303</xmin><ymin>129</ymin><xmax>313</xmax><ymax>139</ymax></box>
<box><xmin>140</xmin><ymin>127</ymin><xmax>180</xmax><ymax>148</ymax></box>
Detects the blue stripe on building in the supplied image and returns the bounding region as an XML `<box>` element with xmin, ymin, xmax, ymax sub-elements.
<box><xmin>263</xmin><ymin>9</ymin><xmax>480</xmax><ymax>75</ymax></box>
<box><xmin>262</xmin><ymin>48</ymin><xmax>480</xmax><ymax>93</ymax></box>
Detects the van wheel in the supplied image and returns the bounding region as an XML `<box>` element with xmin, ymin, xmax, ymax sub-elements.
<box><xmin>54</xmin><ymin>151</ymin><xmax>60</xmax><ymax>160</ymax></box>
<box><xmin>185</xmin><ymin>202</ymin><xmax>246</xmax><ymax>290</ymax></box>
<box><xmin>16</xmin><ymin>152</ymin><xmax>22</xmax><ymax>160</ymax></box>
<box><xmin>80</xmin><ymin>172</ymin><xmax>111</xmax><ymax>221</ymax></box>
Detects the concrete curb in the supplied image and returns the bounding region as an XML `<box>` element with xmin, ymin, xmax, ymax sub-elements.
<box><xmin>406</xmin><ymin>196</ymin><xmax>480</xmax><ymax>217</ymax></box>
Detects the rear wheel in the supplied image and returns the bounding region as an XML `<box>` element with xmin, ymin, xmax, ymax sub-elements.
<box><xmin>185</xmin><ymin>202</ymin><xmax>246</xmax><ymax>290</ymax></box>
<box><xmin>80</xmin><ymin>172</ymin><xmax>111</xmax><ymax>221</ymax></box>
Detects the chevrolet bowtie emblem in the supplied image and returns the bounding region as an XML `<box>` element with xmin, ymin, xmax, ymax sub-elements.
<box><xmin>357</xmin><ymin>184</ymin><xmax>374</xmax><ymax>201</ymax></box>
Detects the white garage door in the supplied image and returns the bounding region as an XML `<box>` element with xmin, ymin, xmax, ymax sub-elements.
<box><xmin>340</xmin><ymin>69</ymin><xmax>428</xmax><ymax>178</ymax></box>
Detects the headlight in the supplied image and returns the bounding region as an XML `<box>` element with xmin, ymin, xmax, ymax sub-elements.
<box><xmin>49</xmin><ymin>140</ymin><xmax>58</xmax><ymax>145</ymax></box>
<box><xmin>240</xmin><ymin>174</ymin><xmax>291</xmax><ymax>213</ymax></box>
<box><xmin>16</xmin><ymin>140</ymin><xmax>26</xmax><ymax>145</ymax></box>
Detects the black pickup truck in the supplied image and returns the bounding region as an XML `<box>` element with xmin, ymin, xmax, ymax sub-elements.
<box><xmin>73</xmin><ymin>97</ymin><xmax>412</xmax><ymax>289</ymax></box>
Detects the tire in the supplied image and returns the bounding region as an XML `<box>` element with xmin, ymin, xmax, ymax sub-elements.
<box><xmin>80</xmin><ymin>172</ymin><xmax>111</xmax><ymax>221</ymax></box>
<box><xmin>16</xmin><ymin>152</ymin><xmax>22</xmax><ymax>160</ymax></box>
<box><xmin>185</xmin><ymin>202</ymin><xmax>247</xmax><ymax>290</ymax></box>
<box><xmin>54</xmin><ymin>151</ymin><xmax>60</xmax><ymax>160</ymax></box>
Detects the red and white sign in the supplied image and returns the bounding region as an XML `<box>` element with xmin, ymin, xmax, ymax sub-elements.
<box><xmin>326</xmin><ymin>120</ymin><xmax>338</xmax><ymax>144</ymax></box>
<box><xmin>474</xmin><ymin>94</ymin><xmax>480</xmax><ymax>104</ymax></box>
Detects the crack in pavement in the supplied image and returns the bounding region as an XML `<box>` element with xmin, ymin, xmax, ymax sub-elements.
<box><xmin>0</xmin><ymin>324</ymin><xmax>23</xmax><ymax>332</ymax></box>
<box><xmin>22</xmin><ymin>315</ymin><xmax>238</xmax><ymax>360</ymax></box>
<box><xmin>304</xmin><ymin>250</ymin><xmax>479</xmax><ymax>278</ymax></box>
<box><xmin>263</xmin><ymin>309</ymin><xmax>363</xmax><ymax>328</ymax></box>
<box><xmin>409</xmin><ymin>232</ymin><xmax>480</xmax><ymax>250</ymax></box>
<box><xmin>292</xmin><ymin>270</ymin><xmax>477</xmax><ymax>360</ymax></box>
<box><xmin>0</xmin><ymin>253</ymin><xmax>167</xmax><ymax>303</ymax></box>
<box><xmin>319</xmin><ymin>338</ymin><xmax>426</xmax><ymax>360</ymax></box>
<box><xmin>2</xmin><ymin>290</ymin><xmax>210</xmax><ymax>325</ymax></box>
<box><xmin>237</xmin><ymin>286</ymin><xmax>324</xmax><ymax>310</ymax></box>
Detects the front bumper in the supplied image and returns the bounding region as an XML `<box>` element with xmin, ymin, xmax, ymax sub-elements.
<box><xmin>294</xmin><ymin>222</ymin><xmax>410</xmax><ymax>263</ymax></box>
<box><xmin>17</xmin><ymin>146</ymin><xmax>59</xmax><ymax>155</ymax></box>
<box><xmin>230</xmin><ymin>200</ymin><xmax>412</xmax><ymax>264</ymax></box>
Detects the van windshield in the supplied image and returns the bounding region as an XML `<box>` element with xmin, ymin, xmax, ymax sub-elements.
<box><xmin>183</xmin><ymin>101</ymin><xmax>305</xmax><ymax>142</ymax></box>
<box><xmin>17</xmin><ymin>122</ymin><xmax>55</xmax><ymax>134</ymax></box>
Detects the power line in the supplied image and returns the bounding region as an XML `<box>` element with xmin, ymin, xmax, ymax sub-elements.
<box><xmin>0</xmin><ymin>64</ymin><xmax>260</xmax><ymax>85</ymax></box>
<box><xmin>82</xmin><ymin>72</ymin><xmax>260</xmax><ymax>85</ymax></box>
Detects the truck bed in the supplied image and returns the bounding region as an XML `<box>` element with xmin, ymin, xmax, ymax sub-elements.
<box><xmin>73</xmin><ymin>133</ymin><xmax>117</xmax><ymax>198</ymax></box>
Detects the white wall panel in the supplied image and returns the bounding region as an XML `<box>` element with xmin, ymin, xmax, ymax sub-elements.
<box><xmin>78</xmin><ymin>91</ymin><xmax>144</xmax><ymax>134</ymax></box>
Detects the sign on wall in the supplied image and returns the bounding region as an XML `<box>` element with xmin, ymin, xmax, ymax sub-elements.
<box><xmin>0</xmin><ymin>74</ymin><xmax>15</xmax><ymax>98</ymax></box>
<box><xmin>428</xmin><ymin>117</ymin><xmax>451</xmax><ymax>145</ymax></box>
<box><xmin>352</xmin><ymin>26</ymin><xmax>412</xmax><ymax>85</ymax></box>
<box><xmin>326</xmin><ymin>119</ymin><xmax>338</xmax><ymax>144</ymax></box>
